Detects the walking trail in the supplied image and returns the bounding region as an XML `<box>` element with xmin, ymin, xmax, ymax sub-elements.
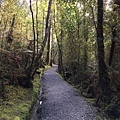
<box><xmin>30</xmin><ymin>65</ymin><xmax>97</xmax><ymax>120</ymax></box>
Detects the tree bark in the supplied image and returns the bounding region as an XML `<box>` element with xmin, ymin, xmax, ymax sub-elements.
<box><xmin>50</xmin><ymin>27</ymin><xmax>53</xmax><ymax>66</ymax></box>
<box><xmin>37</xmin><ymin>0</ymin><xmax>52</xmax><ymax>59</ymax></box>
<box><xmin>1</xmin><ymin>17</ymin><xmax>8</xmax><ymax>48</ymax></box>
<box><xmin>36</xmin><ymin>0</ymin><xmax>39</xmax><ymax>55</ymax></box>
<box><xmin>56</xmin><ymin>30</ymin><xmax>64</xmax><ymax>75</ymax></box>
<box><xmin>46</xmin><ymin>23</ymin><xmax>51</xmax><ymax>65</ymax></box>
<box><xmin>108</xmin><ymin>25</ymin><xmax>116</xmax><ymax>66</ymax></box>
<box><xmin>30</xmin><ymin>0</ymin><xmax>36</xmax><ymax>63</ymax></box>
<box><xmin>6</xmin><ymin>14</ymin><xmax>16</xmax><ymax>43</ymax></box>
<box><xmin>83</xmin><ymin>1</ymin><xmax>88</xmax><ymax>80</ymax></box>
<box><xmin>53</xmin><ymin>13</ymin><xmax>64</xmax><ymax>75</ymax></box>
<box><xmin>25</xmin><ymin>0</ymin><xmax>36</xmax><ymax>81</ymax></box>
<box><xmin>97</xmin><ymin>0</ymin><xmax>111</xmax><ymax>104</ymax></box>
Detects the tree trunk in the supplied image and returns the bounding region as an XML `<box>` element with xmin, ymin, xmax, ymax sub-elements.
<box><xmin>50</xmin><ymin>27</ymin><xmax>53</xmax><ymax>66</ymax></box>
<box><xmin>97</xmin><ymin>0</ymin><xmax>111</xmax><ymax>105</ymax></box>
<box><xmin>53</xmin><ymin>8</ymin><xmax>64</xmax><ymax>74</ymax></box>
<box><xmin>37</xmin><ymin>0</ymin><xmax>52</xmax><ymax>59</ymax></box>
<box><xmin>83</xmin><ymin>1</ymin><xmax>88</xmax><ymax>81</ymax></box>
<box><xmin>36</xmin><ymin>0</ymin><xmax>39</xmax><ymax>55</ymax></box>
<box><xmin>46</xmin><ymin>23</ymin><xmax>51</xmax><ymax>65</ymax></box>
<box><xmin>54</xmin><ymin>26</ymin><xmax>64</xmax><ymax>74</ymax></box>
<box><xmin>6</xmin><ymin>14</ymin><xmax>16</xmax><ymax>43</ymax></box>
<box><xmin>109</xmin><ymin>25</ymin><xmax>116</xmax><ymax>66</ymax></box>
<box><xmin>58</xmin><ymin>24</ymin><xmax>64</xmax><ymax>75</ymax></box>
<box><xmin>25</xmin><ymin>0</ymin><xmax>36</xmax><ymax>82</ymax></box>
<box><xmin>30</xmin><ymin>0</ymin><xmax>36</xmax><ymax>63</ymax></box>
<box><xmin>42</xmin><ymin>9</ymin><xmax>45</xmax><ymax>41</ymax></box>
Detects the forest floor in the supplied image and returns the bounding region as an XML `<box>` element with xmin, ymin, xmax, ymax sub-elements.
<box><xmin>30</xmin><ymin>65</ymin><xmax>101</xmax><ymax>120</ymax></box>
<box><xmin>0</xmin><ymin>71</ymin><xmax>41</xmax><ymax>120</ymax></box>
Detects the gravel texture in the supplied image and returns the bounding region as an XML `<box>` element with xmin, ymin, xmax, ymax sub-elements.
<box><xmin>30</xmin><ymin>65</ymin><xmax>97</xmax><ymax>120</ymax></box>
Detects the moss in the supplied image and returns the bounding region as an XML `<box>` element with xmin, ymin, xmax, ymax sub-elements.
<box><xmin>95</xmin><ymin>115</ymin><xmax>104</xmax><ymax>120</ymax></box>
<box><xmin>0</xmin><ymin>74</ymin><xmax>41</xmax><ymax>120</ymax></box>
<box><xmin>14</xmin><ymin>116</ymin><xmax>21</xmax><ymax>120</ymax></box>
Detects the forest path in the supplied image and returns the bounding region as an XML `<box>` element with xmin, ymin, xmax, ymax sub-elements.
<box><xmin>30</xmin><ymin>65</ymin><xmax>97</xmax><ymax>120</ymax></box>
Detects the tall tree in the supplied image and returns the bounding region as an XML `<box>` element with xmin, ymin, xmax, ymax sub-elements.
<box><xmin>96</xmin><ymin>0</ymin><xmax>111</xmax><ymax>105</ymax></box>
<box><xmin>53</xmin><ymin>4</ymin><xmax>64</xmax><ymax>74</ymax></box>
<box><xmin>30</xmin><ymin>0</ymin><xmax>36</xmax><ymax>62</ymax></box>
<box><xmin>36</xmin><ymin>0</ymin><xmax>39</xmax><ymax>55</ymax></box>
<box><xmin>108</xmin><ymin>25</ymin><xmax>116</xmax><ymax>66</ymax></box>
<box><xmin>46</xmin><ymin>22</ymin><xmax>51</xmax><ymax>65</ymax></box>
<box><xmin>38</xmin><ymin>0</ymin><xmax>52</xmax><ymax>59</ymax></box>
<box><xmin>6</xmin><ymin>14</ymin><xmax>16</xmax><ymax>43</ymax></box>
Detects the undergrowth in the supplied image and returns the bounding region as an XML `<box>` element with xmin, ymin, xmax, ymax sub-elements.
<box><xmin>0</xmin><ymin>71</ymin><xmax>42</xmax><ymax>120</ymax></box>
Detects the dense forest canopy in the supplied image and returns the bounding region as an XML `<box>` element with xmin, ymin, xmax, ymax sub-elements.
<box><xmin>0</xmin><ymin>0</ymin><xmax>120</xmax><ymax>118</ymax></box>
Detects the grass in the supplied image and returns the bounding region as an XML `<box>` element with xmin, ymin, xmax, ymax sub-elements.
<box><xmin>0</xmin><ymin>73</ymin><xmax>42</xmax><ymax>120</ymax></box>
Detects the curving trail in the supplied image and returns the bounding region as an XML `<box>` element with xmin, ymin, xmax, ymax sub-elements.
<box><xmin>30</xmin><ymin>65</ymin><xmax>97</xmax><ymax>120</ymax></box>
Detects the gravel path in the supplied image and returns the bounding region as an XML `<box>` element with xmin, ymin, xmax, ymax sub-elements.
<box><xmin>30</xmin><ymin>65</ymin><xmax>97</xmax><ymax>120</ymax></box>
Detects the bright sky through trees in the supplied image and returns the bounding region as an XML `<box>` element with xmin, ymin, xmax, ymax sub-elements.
<box><xmin>20</xmin><ymin>0</ymin><xmax>31</xmax><ymax>4</ymax></box>
<box><xmin>106</xmin><ymin>0</ymin><xmax>112</xmax><ymax>11</ymax></box>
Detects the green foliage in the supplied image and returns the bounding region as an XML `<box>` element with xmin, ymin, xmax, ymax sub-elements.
<box><xmin>14</xmin><ymin>116</ymin><xmax>21</xmax><ymax>120</ymax></box>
